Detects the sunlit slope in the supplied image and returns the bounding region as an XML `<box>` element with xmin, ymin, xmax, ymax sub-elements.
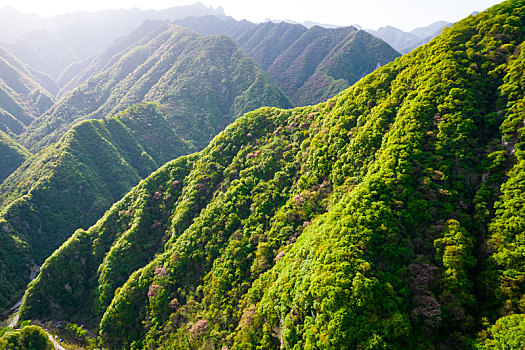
<box><xmin>0</xmin><ymin>103</ymin><xmax>187</xmax><ymax>313</ymax></box>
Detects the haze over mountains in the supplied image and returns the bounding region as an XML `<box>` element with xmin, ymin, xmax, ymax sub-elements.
<box><xmin>171</xmin><ymin>16</ymin><xmax>400</xmax><ymax>105</ymax></box>
<box><xmin>0</xmin><ymin>45</ymin><xmax>55</xmax><ymax>136</ymax></box>
<box><xmin>0</xmin><ymin>2</ymin><xmax>451</xmax><ymax>83</ymax></box>
<box><xmin>0</xmin><ymin>3</ymin><xmax>225</xmax><ymax>77</ymax></box>
<box><xmin>1</xmin><ymin>0</ymin><xmax>524</xmax><ymax>349</ymax></box>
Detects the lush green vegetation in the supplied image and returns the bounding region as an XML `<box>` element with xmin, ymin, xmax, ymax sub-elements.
<box><xmin>0</xmin><ymin>103</ymin><xmax>190</xmax><ymax>314</ymax></box>
<box><xmin>18</xmin><ymin>1</ymin><xmax>525</xmax><ymax>348</ymax></box>
<box><xmin>20</xmin><ymin>152</ymin><xmax>197</xmax><ymax>323</ymax></box>
<box><xmin>20</xmin><ymin>24</ymin><xmax>291</xmax><ymax>152</ymax></box>
<box><xmin>0</xmin><ymin>324</ymin><xmax>53</xmax><ymax>349</ymax></box>
<box><xmin>0</xmin><ymin>45</ymin><xmax>56</xmax><ymax>135</ymax></box>
<box><xmin>0</xmin><ymin>22</ymin><xmax>293</xmax><ymax>315</ymax></box>
<box><xmin>65</xmin><ymin>322</ymin><xmax>97</xmax><ymax>348</ymax></box>
<box><xmin>0</xmin><ymin>131</ymin><xmax>30</xmax><ymax>182</ymax></box>
<box><xmin>0</xmin><ymin>21</ymin><xmax>292</xmax><ymax>316</ymax></box>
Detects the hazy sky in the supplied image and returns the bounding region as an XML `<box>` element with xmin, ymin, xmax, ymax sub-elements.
<box><xmin>0</xmin><ymin>0</ymin><xmax>504</xmax><ymax>31</ymax></box>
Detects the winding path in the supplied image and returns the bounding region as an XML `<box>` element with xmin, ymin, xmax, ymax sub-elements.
<box><xmin>46</xmin><ymin>332</ymin><xmax>66</xmax><ymax>350</ymax></box>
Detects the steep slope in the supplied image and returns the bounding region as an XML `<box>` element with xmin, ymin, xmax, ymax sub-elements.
<box><xmin>172</xmin><ymin>17</ymin><xmax>400</xmax><ymax>106</ymax></box>
<box><xmin>21</xmin><ymin>24</ymin><xmax>291</xmax><ymax>152</ymax></box>
<box><xmin>266</xmin><ymin>26</ymin><xmax>399</xmax><ymax>106</ymax></box>
<box><xmin>0</xmin><ymin>103</ymin><xmax>189</xmax><ymax>313</ymax></box>
<box><xmin>19</xmin><ymin>1</ymin><xmax>525</xmax><ymax>348</ymax></box>
<box><xmin>0</xmin><ymin>45</ymin><xmax>56</xmax><ymax>135</ymax></box>
<box><xmin>0</xmin><ymin>130</ymin><xmax>30</xmax><ymax>182</ymax></box>
<box><xmin>232</xmin><ymin>21</ymin><xmax>309</xmax><ymax>71</ymax></box>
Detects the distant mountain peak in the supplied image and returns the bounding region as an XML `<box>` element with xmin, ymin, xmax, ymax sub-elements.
<box><xmin>365</xmin><ymin>20</ymin><xmax>451</xmax><ymax>54</ymax></box>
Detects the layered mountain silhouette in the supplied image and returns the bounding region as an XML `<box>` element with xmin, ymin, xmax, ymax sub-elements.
<box><xmin>20</xmin><ymin>24</ymin><xmax>291</xmax><ymax>152</ymax></box>
<box><xmin>366</xmin><ymin>21</ymin><xmax>452</xmax><ymax>53</ymax></box>
<box><xmin>172</xmin><ymin>16</ymin><xmax>400</xmax><ymax>106</ymax></box>
<box><xmin>0</xmin><ymin>3</ymin><xmax>225</xmax><ymax>77</ymax></box>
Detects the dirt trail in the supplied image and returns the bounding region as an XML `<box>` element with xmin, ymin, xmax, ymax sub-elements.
<box><xmin>47</xmin><ymin>332</ymin><xmax>67</xmax><ymax>350</ymax></box>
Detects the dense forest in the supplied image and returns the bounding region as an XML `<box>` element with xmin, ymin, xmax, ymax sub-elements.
<box><xmin>0</xmin><ymin>104</ymin><xmax>191</xmax><ymax>312</ymax></box>
<box><xmin>0</xmin><ymin>5</ymin><xmax>403</xmax><ymax>324</ymax></box>
<box><xmin>11</xmin><ymin>0</ymin><xmax>525</xmax><ymax>349</ymax></box>
<box><xmin>0</xmin><ymin>22</ymin><xmax>294</xmax><ymax>314</ymax></box>
<box><xmin>0</xmin><ymin>323</ymin><xmax>53</xmax><ymax>349</ymax></box>
<box><xmin>0</xmin><ymin>131</ymin><xmax>29</xmax><ymax>182</ymax></box>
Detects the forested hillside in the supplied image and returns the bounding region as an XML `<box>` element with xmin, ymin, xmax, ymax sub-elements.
<box><xmin>19</xmin><ymin>1</ymin><xmax>525</xmax><ymax>348</ymax></box>
<box><xmin>0</xmin><ymin>45</ymin><xmax>56</xmax><ymax>135</ymax></box>
<box><xmin>172</xmin><ymin>16</ymin><xmax>400</xmax><ymax>106</ymax></box>
<box><xmin>0</xmin><ymin>22</ymin><xmax>290</xmax><ymax>313</ymax></box>
<box><xmin>0</xmin><ymin>18</ymin><xmax>290</xmax><ymax>316</ymax></box>
<box><xmin>0</xmin><ymin>130</ymin><xmax>30</xmax><ymax>182</ymax></box>
<box><xmin>0</xmin><ymin>103</ymin><xmax>189</xmax><ymax>313</ymax></box>
<box><xmin>20</xmin><ymin>24</ymin><xmax>291</xmax><ymax>152</ymax></box>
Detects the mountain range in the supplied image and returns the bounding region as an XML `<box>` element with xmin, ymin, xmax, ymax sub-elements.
<box><xmin>20</xmin><ymin>23</ymin><xmax>292</xmax><ymax>152</ymax></box>
<box><xmin>13</xmin><ymin>0</ymin><xmax>525</xmax><ymax>348</ymax></box>
<box><xmin>0</xmin><ymin>45</ymin><xmax>55</xmax><ymax>136</ymax></box>
<box><xmin>0</xmin><ymin>0</ymin><xmax>523</xmax><ymax>349</ymax></box>
<box><xmin>0</xmin><ymin>22</ymin><xmax>293</xmax><ymax>313</ymax></box>
<box><xmin>0</xmin><ymin>3</ymin><xmax>225</xmax><ymax>78</ymax></box>
<box><xmin>171</xmin><ymin>16</ymin><xmax>400</xmax><ymax>106</ymax></box>
<box><xmin>0</xmin><ymin>3</ymin><xmax>402</xmax><ymax>320</ymax></box>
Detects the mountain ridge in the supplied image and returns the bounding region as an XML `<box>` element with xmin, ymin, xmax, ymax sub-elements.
<box><xmin>366</xmin><ymin>20</ymin><xmax>452</xmax><ymax>53</ymax></box>
<box><xmin>171</xmin><ymin>16</ymin><xmax>400</xmax><ymax>106</ymax></box>
<box><xmin>0</xmin><ymin>2</ymin><xmax>226</xmax><ymax>77</ymax></box>
<box><xmin>0</xmin><ymin>21</ymin><xmax>291</xmax><ymax>314</ymax></box>
<box><xmin>0</xmin><ymin>44</ymin><xmax>56</xmax><ymax>135</ymax></box>
<box><xmin>20</xmin><ymin>24</ymin><xmax>292</xmax><ymax>152</ymax></box>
